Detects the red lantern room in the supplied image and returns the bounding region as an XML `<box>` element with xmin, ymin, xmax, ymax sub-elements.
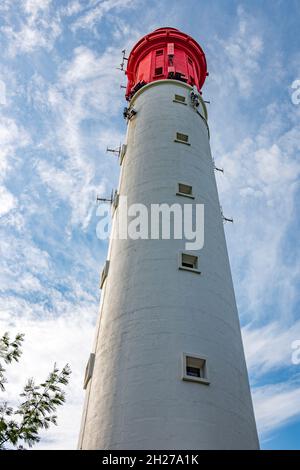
<box><xmin>125</xmin><ymin>27</ymin><xmax>208</xmax><ymax>101</ymax></box>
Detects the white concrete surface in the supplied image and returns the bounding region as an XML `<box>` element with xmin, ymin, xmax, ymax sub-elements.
<box><xmin>78</xmin><ymin>80</ymin><xmax>259</xmax><ymax>450</ymax></box>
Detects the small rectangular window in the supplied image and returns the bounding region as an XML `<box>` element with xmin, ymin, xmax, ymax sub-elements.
<box><xmin>182</xmin><ymin>253</ymin><xmax>197</xmax><ymax>269</ymax></box>
<box><xmin>177</xmin><ymin>183</ymin><xmax>194</xmax><ymax>198</ymax></box>
<box><xmin>100</xmin><ymin>260</ymin><xmax>109</xmax><ymax>289</ymax></box>
<box><xmin>179</xmin><ymin>253</ymin><xmax>200</xmax><ymax>273</ymax></box>
<box><xmin>83</xmin><ymin>353</ymin><xmax>95</xmax><ymax>389</ymax></box>
<box><xmin>155</xmin><ymin>67</ymin><xmax>163</xmax><ymax>76</ymax></box>
<box><xmin>173</xmin><ymin>94</ymin><xmax>186</xmax><ymax>104</ymax></box>
<box><xmin>112</xmin><ymin>191</ymin><xmax>119</xmax><ymax>212</ymax></box>
<box><xmin>156</xmin><ymin>49</ymin><xmax>163</xmax><ymax>56</ymax></box>
<box><xmin>120</xmin><ymin>143</ymin><xmax>127</xmax><ymax>165</ymax></box>
<box><xmin>175</xmin><ymin>132</ymin><xmax>190</xmax><ymax>145</ymax></box>
<box><xmin>182</xmin><ymin>353</ymin><xmax>209</xmax><ymax>384</ymax></box>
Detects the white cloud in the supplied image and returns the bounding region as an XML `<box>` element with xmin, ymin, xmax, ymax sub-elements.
<box><xmin>203</xmin><ymin>6</ymin><xmax>300</xmax><ymax>443</ymax></box>
<box><xmin>253</xmin><ymin>382</ymin><xmax>300</xmax><ymax>437</ymax></box>
<box><xmin>243</xmin><ymin>321</ymin><xmax>300</xmax><ymax>377</ymax></box>
<box><xmin>215</xmin><ymin>110</ymin><xmax>300</xmax><ymax>318</ymax></box>
<box><xmin>1</xmin><ymin>0</ymin><xmax>61</xmax><ymax>56</ymax></box>
<box><xmin>60</xmin><ymin>1</ymin><xmax>83</xmax><ymax>17</ymax></box>
<box><xmin>207</xmin><ymin>9</ymin><xmax>300</xmax><ymax>319</ymax></box>
<box><xmin>0</xmin><ymin>80</ymin><xmax>7</xmax><ymax>105</ymax></box>
<box><xmin>0</xmin><ymin>0</ymin><xmax>299</xmax><ymax>450</ymax></box>
<box><xmin>62</xmin><ymin>45</ymin><xmax>109</xmax><ymax>84</ymax></box>
<box><xmin>0</xmin><ymin>116</ymin><xmax>30</xmax><ymax>180</ymax></box>
<box><xmin>33</xmin><ymin>44</ymin><xmax>128</xmax><ymax>229</ymax></box>
<box><xmin>37</xmin><ymin>160</ymin><xmax>99</xmax><ymax>231</ymax></box>
<box><xmin>23</xmin><ymin>0</ymin><xmax>52</xmax><ymax>17</ymax></box>
<box><xmin>70</xmin><ymin>0</ymin><xmax>139</xmax><ymax>32</ymax></box>
<box><xmin>209</xmin><ymin>5</ymin><xmax>264</xmax><ymax>97</ymax></box>
<box><xmin>0</xmin><ymin>307</ymin><xmax>96</xmax><ymax>450</ymax></box>
<box><xmin>0</xmin><ymin>200</ymin><xmax>100</xmax><ymax>448</ymax></box>
<box><xmin>0</xmin><ymin>186</ymin><xmax>17</xmax><ymax>217</ymax></box>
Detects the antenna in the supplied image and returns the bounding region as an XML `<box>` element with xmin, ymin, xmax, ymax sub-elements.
<box><xmin>96</xmin><ymin>189</ymin><xmax>114</xmax><ymax>205</ymax></box>
<box><xmin>106</xmin><ymin>144</ymin><xmax>121</xmax><ymax>157</ymax></box>
<box><xmin>214</xmin><ymin>165</ymin><xmax>224</xmax><ymax>173</ymax></box>
<box><xmin>220</xmin><ymin>205</ymin><xmax>233</xmax><ymax>224</ymax></box>
<box><xmin>222</xmin><ymin>215</ymin><xmax>233</xmax><ymax>223</ymax></box>
<box><xmin>212</xmin><ymin>158</ymin><xmax>224</xmax><ymax>173</ymax></box>
<box><xmin>116</xmin><ymin>49</ymin><xmax>128</xmax><ymax>71</ymax></box>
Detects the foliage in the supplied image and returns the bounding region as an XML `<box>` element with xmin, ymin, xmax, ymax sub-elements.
<box><xmin>0</xmin><ymin>332</ymin><xmax>24</xmax><ymax>392</ymax></box>
<box><xmin>0</xmin><ymin>332</ymin><xmax>71</xmax><ymax>450</ymax></box>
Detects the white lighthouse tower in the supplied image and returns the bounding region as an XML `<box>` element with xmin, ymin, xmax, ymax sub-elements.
<box><xmin>78</xmin><ymin>27</ymin><xmax>259</xmax><ymax>450</ymax></box>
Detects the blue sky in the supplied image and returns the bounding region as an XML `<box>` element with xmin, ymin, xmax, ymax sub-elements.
<box><xmin>0</xmin><ymin>0</ymin><xmax>300</xmax><ymax>450</ymax></box>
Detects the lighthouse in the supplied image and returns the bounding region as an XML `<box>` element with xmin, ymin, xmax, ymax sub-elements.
<box><xmin>78</xmin><ymin>27</ymin><xmax>259</xmax><ymax>450</ymax></box>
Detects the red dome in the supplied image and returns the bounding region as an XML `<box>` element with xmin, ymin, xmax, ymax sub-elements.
<box><xmin>125</xmin><ymin>27</ymin><xmax>208</xmax><ymax>100</ymax></box>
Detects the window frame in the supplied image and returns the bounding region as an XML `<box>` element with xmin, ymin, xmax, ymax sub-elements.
<box><xmin>83</xmin><ymin>353</ymin><xmax>95</xmax><ymax>389</ymax></box>
<box><xmin>154</xmin><ymin>66</ymin><xmax>164</xmax><ymax>77</ymax></box>
<box><xmin>174</xmin><ymin>132</ymin><xmax>190</xmax><ymax>145</ymax></box>
<box><xmin>179</xmin><ymin>252</ymin><xmax>201</xmax><ymax>274</ymax></box>
<box><xmin>119</xmin><ymin>143</ymin><xmax>127</xmax><ymax>165</ymax></box>
<box><xmin>176</xmin><ymin>183</ymin><xmax>194</xmax><ymax>199</ymax></box>
<box><xmin>173</xmin><ymin>94</ymin><xmax>187</xmax><ymax>105</ymax></box>
<box><xmin>182</xmin><ymin>352</ymin><xmax>210</xmax><ymax>385</ymax></box>
<box><xmin>100</xmin><ymin>260</ymin><xmax>110</xmax><ymax>289</ymax></box>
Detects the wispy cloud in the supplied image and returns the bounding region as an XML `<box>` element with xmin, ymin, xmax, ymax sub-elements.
<box><xmin>0</xmin><ymin>115</ymin><xmax>30</xmax><ymax>218</ymax></box>
<box><xmin>0</xmin><ymin>185</ymin><xmax>17</xmax><ymax>217</ymax></box>
<box><xmin>0</xmin><ymin>116</ymin><xmax>30</xmax><ymax>178</ymax></box>
<box><xmin>203</xmin><ymin>3</ymin><xmax>300</xmax><ymax>441</ymax></box>
<box><xmin>0</xmin><ymin>0</ymin><xmax>300</xmax><ymax>450</ymax></box>
<box><xmin>0</xmin><ymin>307</ymin><xmax>96</xmax><ymax>450</ymax></box>
<box><xmin>0</xmin><ymin>0</ymin><xmax>61</xmax><ymax>56</ymax></box>
<box><xmin>243</xmin><ymin>321</ymin><xmax>300</xmax><ymax>377</ymax></box>
<box><xmin>253</xmin><ymin>381</ymin><xmax>300</xmax><ymax>437</ymax></box>
<box><xmin>34</xmin><ymin>44</ymin><xmax>129</xmax><ymax>229</ymax></box>
<box><xmin>208</xmin><ymin>5</ymin><xmax>264</xmax><ymax>98</ymax></box>
<box><xmin>70</xmin><ymin>0</ymin><xmax>140</xmax><ymax>32</ymax></box>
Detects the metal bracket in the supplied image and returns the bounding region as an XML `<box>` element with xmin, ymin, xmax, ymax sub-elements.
<box><xmin>214</xmin><ymin>166</ymin><xmax>224</xmax><ymax>173</ymax></box>
<box><xmin>190</xmin><ymin>86</ymin><xmax>201</xmax><ymax>108</ymax></box>
<box><xmin>97</xmin><ymin>190</ymin><xmax>119</xmax><ymax>208</ymax></box>
<box><xmin>96</xmin><ymin>189</ymin><xmax>114</xmax><ymax>204</ymax></box>
<box><xmin>220</xmin><ymin>206</ymin><xmax>233</xmax><ymax>223</ymax></box>
<box><xmin>212</xmin><ymin>158</ymin><xmax>224</xmax><ymax>173</ymax></box>
<box><xmin>106</xmin><ymin>145</ymin><xmax>121</xmax><ymax>157</ymax></box>
<box><xmin>123</xmin><ymin>106</ymin><xmax>137</xmax><ymax>120</ymax></box>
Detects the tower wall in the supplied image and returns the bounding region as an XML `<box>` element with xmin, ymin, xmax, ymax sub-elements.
<box><xmin>78</xmin><ymin>80</ymin><xmax>259</xmax><ymax>450</ymax></box>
